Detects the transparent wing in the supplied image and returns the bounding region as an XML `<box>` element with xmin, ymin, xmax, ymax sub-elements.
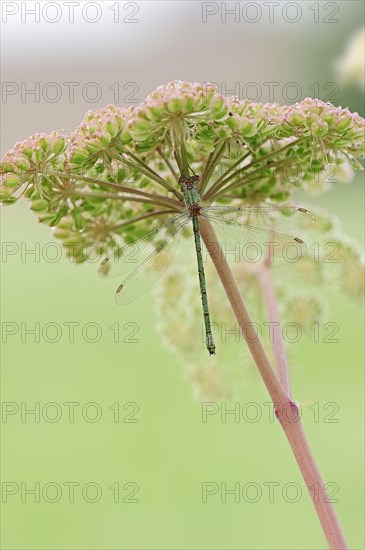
<box><xmin>200</xmin><ymin>205</ymin><xmax>315</xmax><ymax>258</ymax></box>
<box><xmin>98</xmin><ymin>212</ymin><xmax>189</xmax><ymax>279</ymax></box>
<box><xmin>200</xmin><ymin>205</ymin><xmax>315</xmax><ymax>231</ymax></box>
<box><xmin>114</xmin><ymin>215</ymin><xmax>190</xmax><ymax>306</ymax></box>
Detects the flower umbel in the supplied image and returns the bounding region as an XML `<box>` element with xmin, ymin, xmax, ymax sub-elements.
<box><xmin>1</xmin><ymin>81</ymin><xmax>364</xmax><ymax>263</ymax></box>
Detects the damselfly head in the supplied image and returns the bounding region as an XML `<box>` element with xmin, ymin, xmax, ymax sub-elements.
<box><xmin>178</xmin><ymin>174</ymin><xmax>200</xmax><ymax>190</ymax></box>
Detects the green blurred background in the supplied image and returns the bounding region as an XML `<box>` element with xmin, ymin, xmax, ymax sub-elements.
<box><xmin>1</xmin><ymin>2</ymin><xmax>364</xmax><ymax>549</ymax></box>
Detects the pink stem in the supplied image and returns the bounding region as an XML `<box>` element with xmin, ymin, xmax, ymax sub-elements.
<box><xmin>256</xmin><ymin>265</ymin><xmax>292</xmax><ymax>397</ymax></box>
<box><xmin>199</xmin><ymin>217</ymin><xmax>348</xmax><ymax>550</ymax></box>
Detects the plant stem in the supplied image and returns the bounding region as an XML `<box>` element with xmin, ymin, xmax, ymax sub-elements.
<box><xmin>200</xmin><ymin>217</ymin><xmax>289</xmax><ymax>404</ymax></box>
<box><xmin>110</xmin><ymin>209</ymin><xmax>176</xmax><ymax>230</ymax></box>
<box><xmin>199</xmin><ymin>217</ymin><xmax>348</xmax><ymax>550</ymax></box>
<box><xmin>46</xmin><ymin>170</ymin><xmax>181</xmax><ymax>208</ymax></box>
<box><xmin>256</xmin><ymin>263</ymin><xmax>292</xmax><ymax>397</ymax></box>
<box><xmin>204</xmin><ymin>136</ymin><xmax>308</xmax><ymax>201</ymax></box>
<box><xmin>157</xmin><ymin>147</ymin><xmax>179</xmax><ymax>181</ymax></box>
<box><xmin>199</xmin><ymin>140</ymin><xmax>227</xmax><ymax>194</ymax></box>
<box><xmin>204</xmin><ymin>148</ymin><xmax>252</xmax><ymax>200</ymax></box>
<box><xmin>211</xmin><ymin>156</ymin><xmax>310</xmax><ymax>201</ymax></box>
<box><xmin>123</xmin><ymin>150</ymin><xmax>183</xmax><ymax>200</ymax></box>
<box><xmin>57</xmin><ymin>189</ymin><xmax>180</xmax><ymax>210</ymax></box>
<box><xmin>173</xmin><ymin>142</ymin><xmax>184</xmax><ymax>174</ymax></box>
<box><xmin>180</xmin><ymin>135</ymin><xmax>189</xmax><ymax>175</ymax></box>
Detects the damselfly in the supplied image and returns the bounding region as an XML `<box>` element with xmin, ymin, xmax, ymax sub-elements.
<box><xmin>99</xmin><ymin>175</ymin><xmax>315</xmax><ymax>355</ymax></box>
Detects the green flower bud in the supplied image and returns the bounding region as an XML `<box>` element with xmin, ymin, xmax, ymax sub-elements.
<box><xmin>335</xmin><ymin>116</ymin><xmax>352</xmax><ymax>132</ymax></box>
<box><xmin>48</xmin><ymin>205</ymin><xmax>69</xmax><ymax>226</ymax></box>
<box><xmin>291</xmin><ymin>112</ymin><xmax>306</xmax><ymax>126</ymax></box>
<box><xmin>227</xmin><ymin>116</ymin><xmax>239</xmax><ymax>131</ymax></box>
<box><xmin>33</xmin><ymin>148</ymin><xmax>44</xmax><ymax>163</ymax></box>
<box><xmin>53</xmin><ymin>229</ymin><xmax>70</xmax><ymax>239</ymax></box>
<box><xmin>135</xmin><ymin>138</ymin><xmax>157</xmax><ymax>153</ymax></box>
<box><xmin>86</xmin><ymin>143</ymin><xmax>102</xmax><ymax>154</ymax></box>
<box><xmin>324</xmin><ymin>113</ymin><xmax>335</xmax><ymax>127</ymax></box>
<box><xmin>72</xmin><ymin>210</ymin><xmax>84</xmax><ymax>230</ymax></box>
<box><xmin>145</xmin><ymin>105</ymin><xmax>162</xmax><ymax>121</ymax></box>
<box><xmin>24</xmin><ymin>186</ymin><xmax>35</xmax><ymax>199</ymax></box>
<box><xmin>39</xmin><ymin>213</ymin><xmax>58</xmax><ymax>225</ymax></box>
<box><xmin>240</xmin><ymin>118</ymin><xmax>257</xmax><ymax>138</ymax></box>
<box><xmin>167</xmin><ymin>97</ymin><xmax>183</xmax><ymax>113</ymax></box>
<box><xmin>181</xmin><ymin>97</ymin><xmax>194</xmax><ymax>113</ymax></box>
<box><xmin>52</xmin><ymin>137</ymin><xmax>66</xmax><ymax>155</ymax></box>
<box><xmin>104</xmin><ymin>121</ymin><xmax>117</xmax><ymax>138</ymax></box>
<box><xmin>39</xmin><ymin>137</ymin><xmax>50</xmax><ymax>152</ymax></box>
<box><xmin>31</xmin><ymin>199</ymin><xmax>49</xmax><ymax>212</ymax></box>
<box><xmin>0</xmin><ymin>190</ymin><xmax>11</xmax><ymax>201</ymax></box>
<box><xmin>120</xmin><ymin>128</ymin><xmax>131</xmax><ymax>144</ymax></box>
<box><xmin>1</xmin><ymin>196</ymin><xmax>18</xmax><ymax>205</ymax></box>
<box><xmin>311</xmin><ymin>120</ymin><xmax>329</xmax><ymax>137</ymax></box>
<box><xmin>57</xmin><ymin>220</ymin><xmax>73</xmax><ymax>231</ymax></box>
<box><xmin>217</xmin><ymin>126</ymin><xmax>231</xmax><ymax>139</ymax></box>
<box><xmin>22</xmin><ymin>147</ymin><xmax>34</xmax><ymax>159</ymax></box>
<box><xmin>71</xmin><ymin>149</ymin><xmax>88</xmax><ymax>164</ymax></box>
<box><xmin>129</xmin><ymin>120</ymin><xmax>150</xmax><ymax>141</ymax></box>
<box><xmin>3</xmin><ymin>174</ymin><xmax>20</xmax><ymax>188</ymax></box>
<box><xmin>1</xmin><ymin>162</ymin><xmax>15</xmax><ymax>173</ymax></box>
<box><xmin>210</xmin><ymin>98</ymin><xmax>228</xmax><ymax>121</ymax></box>
<box><xmin>16</xmin><ymin>159</ymin><xmax>31</xmax><ymax>171</ymax></box>
<box><xmin>96</xmin><ymin>132</ymin><xmax>112</xmax><ymax>148</ymax></box>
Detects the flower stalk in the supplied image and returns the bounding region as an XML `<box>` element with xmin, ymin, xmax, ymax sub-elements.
<box><xmin>57</xmin><ymin>189</ymin><xmax>180</xmax><ymax>210</ymax></box>
<box><xmin>204</xmin><ymin>137</ymin><xmax>309</xmax><ymax>200</ymax></box>
<box><xmin>256</xmin><ymin>262</ymin><xmax>292</xmax><ymax>397</ymax></box>
<box><xmin>199</xmin><ymin>140</ymin><xmax>227</xmax><ymax>194</ymax></box>
<box><xmin>110</xmin><ymin>208</ymin><xmax>177</xmax><ymax>230</ymax></box>
<box><xmin>45</xmin><ymin>169</ymin><xmax>181</xmax><ymax>207</ymax></box>
<box><xmin>123</xmin><ymin>149</ymin><xmax>183</xmax><ymax>200</ymax></box>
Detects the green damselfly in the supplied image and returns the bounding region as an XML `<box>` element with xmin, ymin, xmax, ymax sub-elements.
<box><xmin>99</xmin><ymin>175</ymin><xmax>315</xmax><ymax>355</ymax></box>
